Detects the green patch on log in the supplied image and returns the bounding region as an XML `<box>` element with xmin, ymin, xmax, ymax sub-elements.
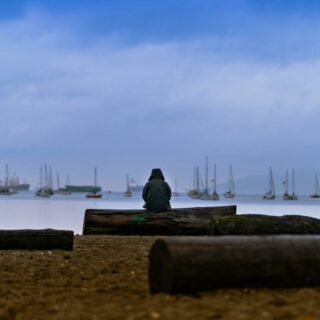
<box><xmin>132</xmin><ymin>215</ymin><xmax>146</xmax><ymax>222</ymax></box>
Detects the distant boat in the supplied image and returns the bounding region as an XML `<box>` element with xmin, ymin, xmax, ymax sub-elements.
<box><xmin>0</xmin><ymin>186</ymin><xmax>16</xmax><ymax>195</ymax></box>
<box><xmin>263</xmin><ymin>167</ymin><xmax>276</xmax><ymax>200</ymax></box>
<box><xmin>223</xmin><ymin>165</ymin><xmax>235</xmax><ymax>199</ymax></box>
<box><xmin>128</xmin><ymin>178</ymin><xmax>144</xmax><ymax>193</ymax></box>
<box><xmin>211</xmin><ymin>164</ymin><xmax>220</xmax><ymax>200</ymax></box>
<box><xmin>86</xmin><ymin>167</ymin><xmax>102</xmax><ymax>199</ymax></box>
<box><xmin>65</xmin><ymin>185</ymin><xmax>101</xmax><ymax>193</ymax></box>
<box><xmin>35</xmin><ymin>164</ymin><xmax>53</xmax><ymax>198</ymax></box>
<box><xmin>172</xmin><ymin>176</ymin><xmax>180</xmax><ymax>197</ymax></box>
<box><xmin>187</xmin><ymin>166</ymin><xmax>201</xmax><ymax>199</ymax></box>
<box><xmin>200</xmin><ymin>156</ymin><xmax>211</xmax><ymax>200</ymax></box>
<box><xmin>3</xmin><ymin>164</ymin><xmax>30</xmax><ymax>191</ymax></box>
<box><xmin>123</xmin><ymin>174</ymin><xmax>132</xmax><ymax>197</ymax></box>
<box><xmin>55</xmin><ymin>173</ymin><xmax>72</xmax><ymax>195</ymax></box>
<box><xmin>0</xmin><ymin>164</ymin><xmax>17</xmax><ymax>195</ymax></box>
<box><xmin>310</xmin><ymin>174</ymin><xmax>320</xmax><ymax>199</ymax></box>
<box><xmin>11</xmin><ymin>183</ymin><xmax>30</xmax><ymax>191</ymax></box>
<box><xmin>283</xmin><ymin>169</ymin><xmax>297</xmax><ymax>200</ymax></box>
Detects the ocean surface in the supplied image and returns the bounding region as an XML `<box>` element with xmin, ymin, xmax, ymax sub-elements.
<box><xmin>1</xmin><ymin>191</ymin><xmax>320</xmax><ymax>234</ymax></box>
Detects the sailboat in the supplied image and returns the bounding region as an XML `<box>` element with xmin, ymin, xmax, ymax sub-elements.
<box><xmin>201</xmin><ymin>156</ymin><xmax>211</xmax><ymax>200</ymax></box>
<box><xmin>187</xmin><ymin>166</ymin><xmax>201</xmax><ymax>199</ymax></box>
<box><xmin>283</xmin><ymin>168</ymin><xmax>297</xmax><ymax>200</ymax></box>
<box><xmin>223</xmin><ymin>165</ymin><xmax>235</xmax><ymax>198</ymax></box>
<box><xmin>211</xmin><ymin>164</ymin><xmax>220</xmax><ymax>200</ymax></box>
<box><xmin>310</xmin><ymin>174</ymin><xmax>320</xmax><ymax>199</ymax></box>
<box><xmin>35</xmin><ymin>164</ymin><xmax>52</xmax><ymax>197</ymax></box>
<box><xmin>123</xmin><ymin>174</ymin><xmax>132</xmax><ymax>197</ymax></box>
<box><xmin>263</xmin><ymin>167</ymin><xmax>276</xmax><ymax>200</ymax></box>
<box><xmin>86</xmin><ymin>167</ymin><xmax>102</xmax><ymax>199</ymax></box>
<box><xmin>172</xmin><ymin>177</ymin><xmax>180</xmax><ymax>197</ymax></box>
<box><xmin>0</xmin><ymin>164</ymin><xmax>16</xmax><ymax>195</ymax></box>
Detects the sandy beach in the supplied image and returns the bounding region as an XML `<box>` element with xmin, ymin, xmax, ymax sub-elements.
<box><xmin>0</xmin><ymin>235</ymin><xmax>319</xmax><ymax>320</ymax></box>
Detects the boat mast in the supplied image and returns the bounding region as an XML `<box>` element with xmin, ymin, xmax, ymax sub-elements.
<box><xmin>228</xmin><ymin>165</ymin><xmax>232</xmax><ymax>192</ymax></box>
<box><xmin>5</xmin><ymin>164</ymin><xmax>9</xmax><ymax>187</ymax></box>
<box><xmin>40</xmin><ymin>165</ymin><xmax>43</xmax><ymax>189</ymax></box>
<box><xmin>205</xmin><ymin>155</ymin><xmax>208</xmax><ymax>195</ymax></box>
<box><xmin>213</xmin><ymin>164</ymin><xmax>217</xmax><ymax>193</ymax></box>
<box><xmin>230</xmin><ymin>165</ymin><xmax>235</xmax><ymax>193</ymax></box>
<box><xmin>285</xmin><ymin>170</ymin><xmax>288</xmax><ymax>194</ymax></box>
<box><xmin>45</xmin><ymin>164</ymin><xmax>48</xmax><ymax>190</ymax></box>
<box><xmin>292</xmin><ymin>168</ymin><xmax>295</xmax><ymax>195</ymax></box>
<box><xmin>316</xmin><ymin>174</ymin><xmax>320</xmax><ymax>195</ymax></box>
<box><xmin>268</xmin><ymin>167</ymin><xmax>272</xmax><ymax>193</ymax></box>
<box><xmin>57</xmin><ymin>173</ymin><xmax>60</xmax><ymax>190</ymax></box>
<box><xmin>94</xmin><ymin>167</ymin><xmax>98</xmax><ymax>189</ymax></box>
<box><xmin>270</xmin><ymin>167</ymin><xmax>275</xmax><ymax>195</ymax></box>
<box><xmin>174</xmin><ymin>176</ymin><xmax>178</xmax><ymax>193</ymax></box>
<box><xmin>126</xmin><ymin>174</ymin><xmax>130</xmax><ymax>192</ymax></box>
<box><xmin>49</xmin><ymin>167</ymin><xmax>53</xmax><ymax>190</ymax></box>
<box><xmin>196</xmin><ymin>166</ymin><xmax>200</xmax><ymax>194</ymax></box>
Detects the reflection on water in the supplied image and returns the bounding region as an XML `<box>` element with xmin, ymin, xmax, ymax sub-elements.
<box><xmin>1</xmin><ymin>191</ymin><xmax>320</xmax><ymax>234</ymax></box>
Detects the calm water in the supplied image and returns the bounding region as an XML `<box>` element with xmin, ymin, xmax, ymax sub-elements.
<box><xmin>1</xmin><ymin>191</ymin><xmax>320</xmax><ymax>234</ymax></box>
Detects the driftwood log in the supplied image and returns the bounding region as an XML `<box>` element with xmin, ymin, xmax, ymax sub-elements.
<box><xmin>149</xmin><ymin>236</ymin><xmax>320</xmax><ymax>294</ymax></box>
<box><xmin>0</xmin><ymin>229</ymin><xmax>74</xmax><ymax>250</ymax></box>
<box><xmin>210</xmin><ymin>214</ymin><xmax>320</xmax><ymax>235</ymax></box>
<box><xmin>83</xmin><ymin>206</ymin><xmax>237</xmax><ymax>235</ymax></box>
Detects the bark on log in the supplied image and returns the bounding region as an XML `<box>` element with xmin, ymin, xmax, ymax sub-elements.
<box><xmin>149</xmin><ymin>236</ymin><xmax>320</xmax><ymax>294</ymax></box>
<box><xmin>83</xmin><ymin>206</ymin><xmax>237</xmax><ymax>235</ymax></box>
<box><xmin>210</xmin><ymin>214</ymin><xmax>320</xmax><ymax>235</ymax></box>
<box><xmin>0</xmin><ymin>229</ymin><xmax>74</xmax><ymax>250</ymax></box>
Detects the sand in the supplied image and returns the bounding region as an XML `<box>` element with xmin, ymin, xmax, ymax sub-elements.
<box><xmin>0</xmin><ymin>236</ymin><xmax>319</xmax><ymax>320</ymax></box>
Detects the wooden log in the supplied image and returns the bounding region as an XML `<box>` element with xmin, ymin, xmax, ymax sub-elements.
<box><xmin>0</xmin><ymin>229</ymin><xmax>74</xmax><ymax>250</ymax></box>
<box><xmin>210</xmin><ymin>214</ymin><xmax>320</xmax><ymax>235</ymax></box>
<box><xmin>149</xmin><ymin>236</ymin><xmax>320</xmax><ymax>294</ymax></box>
<box><xmin>83</xmin><ymin>206</ymin><xmax>237</xmax><ymax>235</ymax></box>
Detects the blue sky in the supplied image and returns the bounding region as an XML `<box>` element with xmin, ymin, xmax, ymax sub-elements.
<box><xmin>1</xmin><ymin>0</ymin><xmax>320</xmax><ymax>192</ymax></box>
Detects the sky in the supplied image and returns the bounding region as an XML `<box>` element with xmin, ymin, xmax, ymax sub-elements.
<box><xmin>1</xmin><ymin>0</ymin><xmax>320</xmax><ymax>192</ymax></box>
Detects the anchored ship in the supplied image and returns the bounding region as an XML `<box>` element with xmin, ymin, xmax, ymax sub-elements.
<box><xmin>129</xmin><ymin>178</ymin><xmax>144</xmax><ymax>193</ymax></box>
<box><xmin>66</xmin><ymin>185</ymin><xmax>101</xmax><ymax>193</ymax></box>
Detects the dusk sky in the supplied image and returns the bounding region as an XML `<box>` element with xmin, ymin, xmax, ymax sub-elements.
<box><xmin>1</xmin><ymin>0</ymin><xmax>320</xmax><ymax>191</ymax></box>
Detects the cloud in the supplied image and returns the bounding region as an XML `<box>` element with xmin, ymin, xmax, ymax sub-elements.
<box><xmin>1</xmin><ymin>8</ymin><xmax>320</xmax><ymax>188</ymax></box>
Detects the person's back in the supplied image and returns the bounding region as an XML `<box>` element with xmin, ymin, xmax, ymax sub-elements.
<box><xmin>142</xmin><ymin>168</ymin><xmax>171</xmax><ymax>213</ymax></box>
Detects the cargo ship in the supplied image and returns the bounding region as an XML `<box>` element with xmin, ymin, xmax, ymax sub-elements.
<box><xmin>65</xmin><ymin>185</ymin><xmax>101</xmax><ymax>193</ymax></box>
<box><xmin>12</xmin><ymin>183</ymin><xmax>30</xmax><ymax>191</ymax></box>
<box><xmin>129</xmin><ymin>178</ymin><xmax>144</xmax><ymax>193</ymax></box>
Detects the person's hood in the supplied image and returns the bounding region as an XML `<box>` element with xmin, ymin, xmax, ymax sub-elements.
<box><xmin>148</xmin><ymin>168</ymin><xmax>165</xmax><ymax>181</ymax></box>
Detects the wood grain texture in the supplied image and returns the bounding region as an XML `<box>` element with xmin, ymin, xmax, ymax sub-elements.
<box><xmin>83</xmin><ymin>206</ymin><xmax>237</xmax><ymax>235</ymax></box>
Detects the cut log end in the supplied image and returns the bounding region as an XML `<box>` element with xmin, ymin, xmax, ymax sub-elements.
<box><xmin>149</xmin><ymin>239</ymin><xmax>173</xmax><ymax>294</ymax></box>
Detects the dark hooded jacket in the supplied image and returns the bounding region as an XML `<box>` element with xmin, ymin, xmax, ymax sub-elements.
<box><xmin>142</xmin><ymin>169</ymin><xmax>171</xmax><ymax>212</ymax></box>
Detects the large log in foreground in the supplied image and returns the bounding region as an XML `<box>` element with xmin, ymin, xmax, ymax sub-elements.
<box><xmin>0</xmin><ymin>229</ymin><xmax>74</xmax><ymax>250</ymax></box>
<box><xmin>83</xmin><ymin>206</ymin><xmax>237</xmax><ymax>235</ymax></box>
<box><xmin>210</xmin><ymin>214</ymin><xmax>320</xmax><ymax>235</ymax></box>
<box><xmin>149</xmin><ymin>236</ymin><xmax>320</xmax><ymax>294</ymax></box>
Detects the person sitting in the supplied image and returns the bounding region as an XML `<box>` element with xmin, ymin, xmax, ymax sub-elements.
<box><xmin>142</xmin><ymin>168</ymin><xmax>171</xmax><ymax>212</ymax></box>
